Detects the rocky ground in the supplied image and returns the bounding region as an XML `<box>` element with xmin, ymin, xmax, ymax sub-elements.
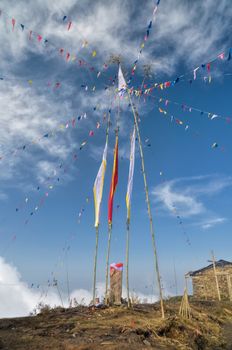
<box><xmin>0</xmin><ymin>298</ymin><xmax>232</xmax><ymax>349</ymax></box>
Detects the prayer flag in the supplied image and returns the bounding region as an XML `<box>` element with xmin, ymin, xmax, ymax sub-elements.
<box><xmin>93</xmin><ymin>139</ymin><xmax>108</xmax><ymax>227</ymax></box>
<box><xmin>126</xmin><ymin>127</ymin><xmax>135</xmax><ymax>221</ymax></box>
<box><xmin>67</xmin><ymin>21</ymin><xmax>72</xmax><ymax>30</ymax></box>
<box><xmin>118</xmin><ymin>64</ymin><xmax>127</xmax><ymax>96</ymax></box>
<box><xmin>193</xmin><ymin>67</ymin><xmax>199</xmax><ymax>80</ymax></box>
<box><xmin>108</xmin><ymin>136</ymin><xmax>118</xmax><ymax>224</ymax></box>
<box><xmin>12</xmin><ymin>18</ymin><xmax>16</xmax><ymax>31</ymax></box>
<box><xmin>110</xmin><ymin>262</ymin><xmax>123</xmax><ymax>272</ymax></box>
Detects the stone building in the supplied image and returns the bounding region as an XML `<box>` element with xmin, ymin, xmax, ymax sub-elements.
<box><xmin>188</xmin><ymin>259</ymin><xmax>232</xmax><ymax>301</ymax></box>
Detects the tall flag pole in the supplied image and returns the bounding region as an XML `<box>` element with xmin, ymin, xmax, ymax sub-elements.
<box><xmin>92</xmin><ymin>112</ymin><xmax>110</xmax><ymax>305</ymax></box>
<box><xmin>125</xmin><ymin>126</ymin><xmax>136</xmax><ymax>307</ymax></box>
<box><xmin>104</xmin><ymin>131</ymin><xmax>119</xmax><ymax>303</ymax></box>
<box><xmin>119</xmin><ymin>64</ymin><xmax>165</xmax><ymax>318</ymax></box>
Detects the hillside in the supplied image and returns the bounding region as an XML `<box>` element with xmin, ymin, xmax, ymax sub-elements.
<box><xmin>0</xmin><ymin>299</ymin><xmax>232</xmax><ymax>349</ymax></box>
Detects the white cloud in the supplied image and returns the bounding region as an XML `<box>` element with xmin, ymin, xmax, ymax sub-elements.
<box><xmin>0</xmin><ymin>256</ymin><xmax>61</xmax><ymax>317</ymax></box>
<box><xmin>154</xmin><ymin>181</ymin><xmax>205</xmax><ymax>217</ymax></box>
<box><xmin>0</xmin><ymin>257</ymin><xmax>159</xmax><ymax>317</ymax></box>
<box><xmin>0</xmin><ymin>0</ymin><xmax>231</xmax><ymax>76</ymax></box>
<box><xmin>153</xmin><ymin>174</ymin><xmax>231</xmax><ymax>228</ymax></box>
<box><xmin>0</xmin><ymin>0</ymin><xmax>230</xmax><ymax>193</ymax></box>
<box><xmin>0</xmin><ymin>82</ymin><xmax>80</xmax><ymax>192</ymax></box>
<box><xmin>199</xmin><ymin>217</ymin><xmax>227</xmax><ymax>230</ymax></box>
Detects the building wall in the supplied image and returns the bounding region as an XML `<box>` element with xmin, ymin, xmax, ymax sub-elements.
<box><xmin>192</xmin><ymin>266</ymin><xmax>232</xmax><ymax>300</ymax></box>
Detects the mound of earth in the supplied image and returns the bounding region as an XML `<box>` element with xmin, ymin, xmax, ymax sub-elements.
<box><xmin>0</xmin><ymin>299</ymin><xmax>232</xmax><ymax>349</ymax></box>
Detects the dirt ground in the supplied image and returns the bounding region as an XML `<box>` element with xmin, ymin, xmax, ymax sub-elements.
<box><xmin>0</xmin><ymin>299</ymin><xmax>232</xmax><ymax>349</ymax></box>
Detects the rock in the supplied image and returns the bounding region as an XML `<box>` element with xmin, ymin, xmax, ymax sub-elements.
<box><xmin>143</xmin><ymin>339</ymin><xmax>151</xmax><ymax>346</ymax></box>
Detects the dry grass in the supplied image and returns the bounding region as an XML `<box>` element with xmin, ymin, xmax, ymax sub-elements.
<box><xmin>0</xmin><ymin>299</ymin><xmax>231</xmax><ymax>349</ymax></box>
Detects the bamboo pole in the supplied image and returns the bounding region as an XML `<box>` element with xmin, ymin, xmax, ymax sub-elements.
<box><xmin>126</xmin><ymin>219</ymin><xmax>131</xmax><ymax>307</ymax></box>
<box><xmin>92</xmin><ymin>225</ymin><xmax>99</xmax><ymax>305</ymax></box>
<box><xmin>123</xmin><ymin>75</ymin><xmax>145</xmax><ymax>310</ymax></box>
<box><xmin>226</xmin><ymin>274</ymin><xmax>232</xmax><ymax>301</ymax></box>
<box><xmin>105</xmin><ymin>222</ymin><xmax>112</xmax><ymax>303</ymax></box>
<box><xmin>127</xmin><ymin>91</ymin><xmax>165</xmax><ymax>319</ymax></box>
<box><xmin>211</xmin><ymin>251</ymin><xmax>221</xmax><ymax>301</ymax></box>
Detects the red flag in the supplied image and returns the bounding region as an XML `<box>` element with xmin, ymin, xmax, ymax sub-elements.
<box><xmin>108</xmin><ymin>135</ymin><xmax>118</xmax><ymax>224</ymax></box>
<box><xmin>67</xmin><ymin>21</ymin><xmax>72</xmax><ymax>30</ymax></box>
<box><xmin>12</xmin><ymin>18</ymin><xmax>16</xmax><ymax>31</ymax></box>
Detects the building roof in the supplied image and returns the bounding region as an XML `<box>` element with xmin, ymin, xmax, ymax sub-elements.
<box><xmin>188</xmin><ymin>259</ymin><xmax>232</xmax><ymax>277</ymax></box>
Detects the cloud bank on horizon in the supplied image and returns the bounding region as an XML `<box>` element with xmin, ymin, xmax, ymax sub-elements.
<box><xmin>0</xmin><ymin>257</ymin><xmax>159</xmax><ymax>317</ymax></box>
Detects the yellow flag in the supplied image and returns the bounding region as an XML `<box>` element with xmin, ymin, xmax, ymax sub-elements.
<box><xmin>93</xmin><ymin>140</ymin><xmax>108</xmax><ymax>227</ymax></box>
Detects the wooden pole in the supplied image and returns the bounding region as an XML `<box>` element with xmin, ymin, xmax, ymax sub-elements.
<box><xmin>211</xmin><ymin>251</ymin><xmax>221</xmax><ymax>301</ymax></box>
<box><xmin>127</xmin><ymin>91</ymin><xmax>165</xmax><ymax>318</ymax></box>
<box><xmin>184</xmin><ymin>274</ymin><xmax>188</xmax><ymax>293</ymax></box>
<box><xmin>92</xmin><ymin>225</ymin><xmax>99</xmax><ymax>305</ymax></box>
<box><xmin>227</xmin><ymin>274</ymin><xmax>232</xmax><ymax>301</ymax></box>
<box><xmin>126</xmin><ymin>219</ymin><xmax>131</xmax><ymax>307</ymax></box>
<box><xmin>105</xmin><ymin>222</ymin><xmax>112</xmax><ymax>303</ymax></box>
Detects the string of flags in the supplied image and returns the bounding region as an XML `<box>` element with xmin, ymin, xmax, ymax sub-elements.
<box><xmin>129</xmin><ymin>0</ymin><xmax>161</xmax><ymax>80</ymax></box>
<box><xmin>154</xmin><ymin>102</ymin><xmax>224</xmax><ymax>151</ymax></box>
<box><xmin>134</xmin><ymin>47</ymin><xmax>232</xmax><ymax>91</ymax></box>
<box><xmin>0</xmin><ymin>96</ymin><xmax>115</xmax><ymax>270</ymax></box>
<box><xmin>0</xmin><ymin>98</ymin><xmax>111</xmax><ymax>163</ymax></box>
<box><xmin>0</xmin><ymin>9</ymin><xmax>110</xmax><ymax>80</ymax></box>
<box><xmin>28</xmin><ymin>113</ymin><xmax>114</xmax><ymax>301</ymax></box>
<box><xmin>0</xmin><ymin>113</ymin><xmax>84</xmax><ymax>162</ymax></box>
<box><xmin>0</xmin><ymin>73</ymin><xmax>121</xmax><ymax>99</ymax></box>
<box><xmin>130</xmin><ymin>73</ymin><xmax>215</xmax><ymax>95</ymax></box>
<box><xmin>144</xmin><ymin>93</ymin><xmax>232</xmax><ymax>124</ymax></box>
<box><xmin>20</xmin><ymin>117</ymin><xmax>105</xmax><ymax>225</ymax></box>
<box><xmin>0</xmin><ymin>77</ymin><xmax>97</xmax><ymax>94</ymax></box>
<box><xmin>20</xmin><ymin>98</ymin><xmax>116</xmax><ymax>226</ymax></box>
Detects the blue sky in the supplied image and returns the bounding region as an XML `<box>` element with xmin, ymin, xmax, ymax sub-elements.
<box><xmin>0</xmin><ymin>0</ymin><xmax>232</xmax><ymax>309</ymax></box>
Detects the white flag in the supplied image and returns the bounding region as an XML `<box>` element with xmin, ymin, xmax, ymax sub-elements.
<box><xmin>93</xmin><ymin>140</ymin><xmax>108</xmax><ymax>227</ymax></box>
<box><xmin>118</xmin><ymin>64</ymin><xmax>127</xmax><ymax>96</ymax></box>
<box><xmin>126</xmin><ymin>127</ymin><xmax>136</xmax><ymax>221</ymax></box>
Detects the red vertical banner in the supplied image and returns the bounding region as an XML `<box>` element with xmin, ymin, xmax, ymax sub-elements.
<box><xmin>108</xmin><ymin>135</ymin><xmax>118</xmax><ymax>224</ymax></box>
